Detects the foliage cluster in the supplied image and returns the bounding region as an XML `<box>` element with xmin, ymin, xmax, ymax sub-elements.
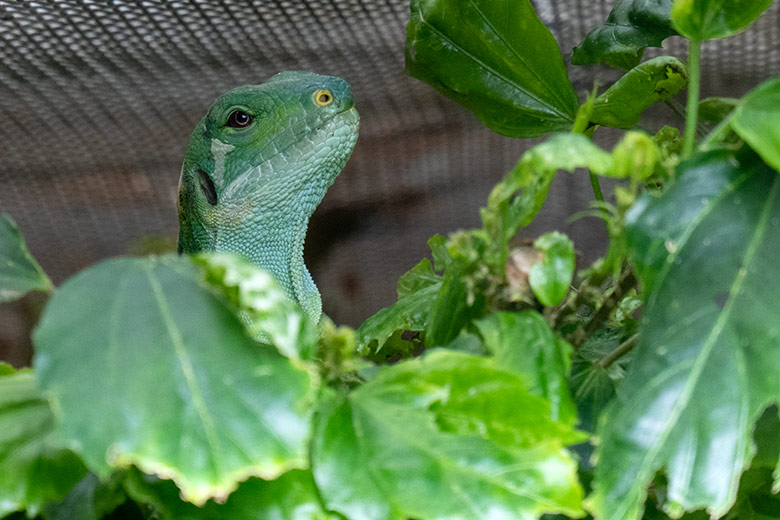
<box><xmin>2</xmin><ymin>0</ymin><xmax>780</xmax><ymax>519</ymax></box>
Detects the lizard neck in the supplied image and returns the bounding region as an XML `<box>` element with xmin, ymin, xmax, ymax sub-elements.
<box><xmin>178</xmin><ymin>168</ymin><xmax>325</xmax><ymax>322</ymax></box>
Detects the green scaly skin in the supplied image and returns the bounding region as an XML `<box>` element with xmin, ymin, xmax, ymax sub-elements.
<box><xmin>177</xmin><ymin>71</ymin><xmax>359</xmax><ymax>323</ymax></box>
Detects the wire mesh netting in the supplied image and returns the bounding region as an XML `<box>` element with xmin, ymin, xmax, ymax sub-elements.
<box><xmin>1</xmin><ymin>0</ymin><xmax>779</xmax><ymax>365</ymax></box>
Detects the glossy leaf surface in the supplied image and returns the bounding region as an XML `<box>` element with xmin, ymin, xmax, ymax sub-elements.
<box><xmin>572</xmin><ymin>0</ymin><xmax>677</xmax><ymax>69</ymax></box>
<box><xmin>590</xmin><ymin>56</ymin><xmax>688</xmax><ymax>129</ymax></box>
<box><xmin>34</xmin><ymin>255</ymin><xmax>315</xmax><ymax>505</ymax></box>
<box><xmin>529</xmin><ymin>232</ymin><xmax>576</xmax><ymax>306</ymax></box>
<box><xmin>0</xmin><ymin>213</ymin><xmax>52</xmax><ymax>301</ymax></box>
<box><xmin>588</xmin><ymin>149</ymin><xmax>780</xmax><ymax>519</ymax></box>
<box><xmin>0</xmin><ymin>369</ymin><xmax>87</xmax><ymax>517</ymax></box>
<box><xmin>671</xmin><ymin>0</ymin><xmax>773</xmax><ymax>40</ymax></box>
<box><xmin>406</xmin><ymin>0</ymin><xmax>579</xmax><ymax>137</ymax></box>
<box><xmin>732</xmin><ymin>77</ymin><xmax>780</xmax><ymax>172</ymax></box>
<box><xmin>475</xmin><ymin>311</ymin><xmax>577</xmax><ymax>425</ymax></box>
<box><xmin>313</xmin><ymin>350</ymin><xmax>584</xmax><ymax>520</ymax></box>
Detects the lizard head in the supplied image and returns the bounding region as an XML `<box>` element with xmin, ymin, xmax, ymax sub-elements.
<box><xmin>178</xmin><ymin>71</ymin><xmax>359</xmax><ymax>251</ymax></box>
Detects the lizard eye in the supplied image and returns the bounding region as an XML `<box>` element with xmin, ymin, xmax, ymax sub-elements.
<box><xmin>227</xmin><ymin>110</ymin><xmax>253</xmax><ymax>128</ymax></box>
<box><xmin>314</xmin><ymin>90</ymin><xmax>333</xmax><ymax>106</ymax></box>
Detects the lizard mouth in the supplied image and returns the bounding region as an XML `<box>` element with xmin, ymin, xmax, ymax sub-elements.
<box><xmin>334</xmin><ymin>106</ymin><xmax>360</xmax><ymax>134</ymax></box>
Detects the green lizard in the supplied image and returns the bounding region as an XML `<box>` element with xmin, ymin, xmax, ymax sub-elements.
<box><xmin>177</xmin><ymin>71</ymin><xmax>359</xmax><ymax>323</ymax></box>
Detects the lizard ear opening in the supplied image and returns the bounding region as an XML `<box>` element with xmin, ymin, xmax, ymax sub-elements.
<box><xmin>198</xmin><ymin>169</ymin><xmax>218</xmax><ymax>206</ymax></box>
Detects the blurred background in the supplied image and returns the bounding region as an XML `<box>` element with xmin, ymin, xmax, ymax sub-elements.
<box><xmin>1</xmin><ymin>0</ymin><xmax>778</xmax><ymax>366</ymax></box>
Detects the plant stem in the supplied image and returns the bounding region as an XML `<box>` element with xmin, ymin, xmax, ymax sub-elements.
<box><xmin>584</xmin><ymin>269</ymin><xmax>637</xmax><ymax>338</ymax></box>
<box><xmin>589</xmin><ymin>171</ymin><xmax>605</xmax><ymax>206</ymax></box>
<box><xmin>579</xmin><ymin>125</ymin><xmax>607</xmax><ymax>209</ymax></box>
<box><xmin>682</xmin><ymin>39</ymin><xmax>702</xmax><ymax>158</ymax></box>
<box><xmin>598</xmin><ymin>333</ymin><xmax>639</xmax><ymax>368</ymax></box>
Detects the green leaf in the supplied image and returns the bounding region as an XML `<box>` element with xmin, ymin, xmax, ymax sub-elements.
<box><xmin>529</xmin><ymin>232</ymin><xmax>576</xmax><ymax>306</ymax></box>
<box><xmin>192</xmin><ymin>253</ymin><xmax>319</xmax><ymax>361</ymax></box>
<box><xmin>0</xmin><ymin>214</ymin><xmax>53</xmax><ymax>302</ymax></box>
<box><xmin>726</xmin><ymin>465</ymin><xmax>780</xmax><ymax>520</ymax></box>
<box><xmin>750</xmin><ymin>407</ymin><xmax>780</xmax><ymax>470</ymax></box>
<box><xmin>475</xmin><ymin>311</ymin><xmax>578</xmax><ymax>425</ymax></box>
<box><xmin>33</xmin><ymin>255</ymin><xmax>315</xmax><ymax>505</ymax></box>
<box><xmin>572</xmin><ymin>0</ymin><xmax>678</xmax><ymax>69</ymax></box>
<box><xmin>427</xmin><ymin>233</ymin><xmax>451</xmax><ymax>271</ymax></box>
<box><xmin>653</xmin><ymin>125</ymin><xmax>684</xmax><ymax>153</ymax></box>
<box><xmin>569</xmin><ymin>329</ymin><xmax>628</xmax><ymax>434</ymax></box>
<box><xmin>317</xmin><ymin>320</ymin><xmax>370</xmax><ymax>385</ymax></box>
<box><xmin>405</xmin><ymin>0</ymin><xmax>579</xmax><ymax>137</ymax></box>
<box><xmin>0</xmin><ymin>370</ymin><xmax>87</xmax><ymax>517</ymax></box>
<box><xmin>588</xmin><ymin>149</ymin><xmax>780</xmax><ymax>519</ymax></box>
<box><xmin>358</xmin><ymin>240</ymin><xmax>450</xmax><ymax>355</ymax></box>
<box><xmin>444</xmin><ymin>330</ymin><xmax>486</xmax><ymax>355</ymax></box>
<box><xmin>699</xmin><ymin>97</ymin><xmax>739</xmax><ymax>125</ymax></box>
<box><xmin>590</xmin><ymin>56</ymin><xmax>688</xmax><ymax>129</ymax></box>
<box><xmin>725</xmin><ymin>410</ymin><xmax>780</xmax><ymax>519</ymax></box>
<box><xmin>42</xmin><ymin>472</ymin><xmax>126</xmax><ymax>520</ymax></box>
<box><xmin>670</xmin><ymin>0</ymin><xmax>773</xmax><ymax>40</ymax></box>
<box><xmin>312</xmin><ymin>350</ymin><xmax>584</xmax><ymax>520</ymax></box>
<box><xmin>125</xmin><ymin>468</ymin><xmax>335</xmax><ymax>520</ymax></box>
<box><xmin>732</xmin><ymin>77</ymin><xmax>780</xmax><ymax>172</ymax></box>
<box><xmin>482</xmin><ymin>133</ymin><xmax>613</xmax><ymax>247</ymax></box>
<box><xmin>356</xmin><ymin>283</ymin><xmax>439</xmax><ymax>354</ymax></box>
<box><xmin>396</xmin><ymin>257</ymin><xmax>442</xmax><ymax>299</ymax></box>
<box><xmin>612</xmin><ymin>131</ymin><xmax>664</xmax><ymax>181</ymax></box>
<box><xmin>426</xmin><ymin>262</ymin><xmax>485</xmax><ymax>348</ymax></box>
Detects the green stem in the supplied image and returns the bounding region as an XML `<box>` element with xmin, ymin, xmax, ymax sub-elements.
<box><xmin>589</xmin><ymin>171</ymin><xmax>605</xmax><ymax>206</ymax></box>
<box><xmin>584</xmin><ymin>269</ymin><xmax>637</xmax><ymax>338</ymax></box>
<box><xmin>598</xmin><ymin>333</ymin><xmax>639</xmax><ymax>368</ymax></box>
<box><xmin>682</xmin><ymin>39</ymin><xmax>702</xmax><ymax>158</ymax></box>
<box><xmin>579</xmin><ymin>125</ymin><xmax>606</xmax><ymax>207</ymax></box>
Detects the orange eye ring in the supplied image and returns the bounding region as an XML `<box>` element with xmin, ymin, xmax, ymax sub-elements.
<box><xmin>314</xmin><ymin>89</ymin><xmax>334</xmax><ymax>106</ymax></box>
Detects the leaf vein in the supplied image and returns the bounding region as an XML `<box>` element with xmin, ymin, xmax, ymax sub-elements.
<box><xmin>623</xmin><ymin>173</ymin><xmax>780</xmax><ymax>518</ymax></box>
<box><xmin>415</xmin><ymin>9</ymin><xmax>570</xmax><ymax>120</ymax></box>
<box><xmin>143</xmin><ymin>265</ymin><xmax>223</xmax><ymax>482</ymax></box>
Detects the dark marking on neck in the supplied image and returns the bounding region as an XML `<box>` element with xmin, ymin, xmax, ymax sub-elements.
<box><xmin>198</xmin><ymin>169</ymin><xmax>218</xmax><ymax>205</ymax></box>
